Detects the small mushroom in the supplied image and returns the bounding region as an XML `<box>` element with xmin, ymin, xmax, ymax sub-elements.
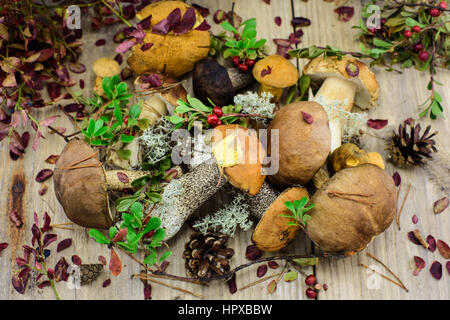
<box><xmin>193</xmin><ymin>58</ymin><xmax>254</xmax><ymax>106</ymax></box>
<box><xmin>127</xmin><ymin>1</ymin><xmax>210</xmax><ymax>77</ymax></box>
<box><xmin>92</xmin><ymin>58</ymin><xmax>121</xmax><ymax>97</ymax></box>
<box><xmin>252</xmin><ymin>54</ymin><xmax>299</xmax><ymax>102</ymax></box>
<box><xmin>303</xmin><ymin>55</ymin><xmax>379</xmax><ymax>151</ymax></box>
<box><xmin>329</xmin><ymin>143</ymin><xmax>385</xmax><ymax>173</ymax></box>
<box><xmin>53</xmin><ymin>138</ymin><xmax>159</xmax><ymax>229</ymax></box>
<box><xmin>267</xmin><ymin>101</ymin><xmax>331</xmax><ymax>187</ymax></box>
<box><xmin>252</xmin><ymin>187</ymin><xmax>310</xmax><ymax>252</ymax></box>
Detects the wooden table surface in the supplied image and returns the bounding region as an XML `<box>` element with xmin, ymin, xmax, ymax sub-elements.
<box><xmin>0</xmin><ymin>0</ymin><xmax>449</xmax><ymax>300</ymax></box>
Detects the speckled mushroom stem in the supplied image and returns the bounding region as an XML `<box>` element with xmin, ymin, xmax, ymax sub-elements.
<box><xmin>313</xmin><ymin>76</ymin><xmax>357</xmax><ymax>151</ymax></box>
<box><xmin>258</xmin><ymin>84</ymin><xmax>283</xmax><ymax>103</ymax></box>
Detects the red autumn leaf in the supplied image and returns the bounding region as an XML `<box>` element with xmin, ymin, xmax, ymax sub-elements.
<box><xmin>56</xmin><ymin>238</ymin><xmax>72</xmax><ymax>252</ymax></box>
<box><xmin>274</xmin><ymin>16</ymin><xmax>282</xmax><ymax>26</ymax></box>
<box><xmin>71</xmin><ymin>255</ymin><xmax>82</xmax><ymax>266</ymax></box>
<box><xmin>43</xmin><ymin>234</ymin><xmax>57</xmax><ymax>248</ymax></box>
<box><xmin>98</xmin><ymin>255</ymin><xmax>107</xmax><ymax>265</ymax></box>
<box><xmin>160</xmin><ymin>260</ymin><xmax>170</xmax><ymax>272</ymax></box>
<box><xmin>192</xmin><ymin>4</ymin><xmax>209</xmax><ymax>17</ymax></box>
<box><xmin>109</xmin><ymin>249</ymin><xmax>122</xmax><ymax>276</ymax></box>
<box><xmin>102</xmin><ymin>279</ymin><xmax>111</xmax><ymax>288</ymax></box>
<box><xmin>144</xmin><ymin>284</ymin><xmax>152</xmax><ymax>300</ymax></box>
<box><xmin>194</xmin><ymin>20</ymin><xmax>211</xmax><ymax>31</ymax></box>
<box><xmin>245</xmin><ymin>245</ymin><xmax>261</xmax><ymax>261</ymax></box>
<box><xmin>427</xmin><ymin>235</ymin><xmax>437</xmax><ymax>252</ymax></box>
<box><xmin>433</xmin><ymin>197</ymin><xmax>448</xmax><ymax>214</ymax></box>
<box><xmin>261</xmin><ymin>66</ymin><xmax>272</xmax><ymax>77</ymax></box>
<box><xmin>116</xmin><ymin>40</ymin><xmax>136</xmax><ymax>54</ymax></box>
<box><xmin>12</xmin><ymin>275</ymin><xmax>26</xmax><ymax>294</ymax></box>
<box><xmin>367</xmin><ymin>119</ymin><xmax>388</xmax><ymax>130</ymax></box>
<box><xmin>227</xmin><ymin>273</ymin><xmax>237</xmax><ymax>294</ymax></box>
<box><xmin>45</xmin><ymin>154</ymin><xmax>60</xmax><ymax>164</ymax></box>
<box><xmin>291</xmin><ymin>17</ymin><xmax>311</xmax><ymax>27</ymax></box>
<box><xmin>430</xmin><ymin>261</ymin><xmax>442</xmax><ymax>280</ymax></box>
<box><xmin>35</xmin><ymin>169</ymin><xmax>53</xmax><ymax>182</ymax></box>
<box><xmin>38</xmin><ymin>281</ymin><xmax>51</xmax><ymax>289</ymax></box>
<box><xmin>95</xmin><ymin>39</ymin><xmax>106</xmax><ymax>46</ymax></box>
<box><xmin>412</xmin><ymin>215</ymin><xmax>418</xmax><ymax>224</ymax></box>
<box><xmin>392</xmin><ymin>172</ymin><xmax>401</xmax><ymax>186</ymax></box>
<box><xmin>446</xmin><ymin>261</ymin><xmax>450</xmax><ymax>275</ymax></box>
<box><xmin>0</xmin><ymin>242</ymin><xmax>8</xmax><ymax>255</ymax></box>
<box><xmin>334</xmin><ymin>6</ymin><xmax>355</xmax><ymax>22</ymax></box>
<box><xmin>302</xmin><ymin>111</ymin><xmax>314</xmax><ymax>124</ymax></box>
<box><xmin>152</xmin><ymin>8</ymin><xmax>181</xmax><ymax>35</ymax></box>
<box><xmin>257</xmin><ymin>264</ymin><xmax>268</xmax><ymax>278</ymax></box>
<box><xmin>173</xmin><ymin>7</ymin><xmax>196</xmax><ymax>35</ymax></box>
<box><xmin>413</xmin><ymin>256</ymin><xmax>425</xmax><ymax>276</ymax></box>
<box><xmin>141</xmin><ymin>43</ymin><xmax>153</xmax><ymax>51</ymax></box>
<box><xmin>116</xmin><ymin>172</ymin><xmax>130</xmax><ymax>184</ymax></box>
<box><xmin>437</xmin><ymin>240</ymin><xmax>450</xmax><ymax>259</ymax></box>
<box><xmin>112</xmin><ymin>228</ymin><xmax>128</xmax><ymax>243</ymax></box>
<box><xmin>268</xmin><ymin>261</ymin><xmax>279</xmax><ymax>269</ymax></box>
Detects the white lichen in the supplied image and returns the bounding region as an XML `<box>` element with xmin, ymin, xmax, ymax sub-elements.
<box><xmin>233</xmin><ymin>91</ymin><xmax>276</xmax><ymax>118</ymax></box>
<box><xmin>193</xmin><ymin>194</ymin><xmax>253</xmax><ymax>237</ymax></box>
<box><xmin>139</xmin><ymin>118</ymin><xmax>174</xmax><ymax>165</ymax></box>
<box><xmin>314</xmin><ymin>95</ymin><xmax>365</xmax><ymax>143</ymax></box>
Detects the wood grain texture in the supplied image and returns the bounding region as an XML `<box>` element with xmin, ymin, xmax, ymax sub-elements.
<box><xmin>0</xmin><ymin>0</ymin><xmax>448</xmax><ymax>300</ymax></box>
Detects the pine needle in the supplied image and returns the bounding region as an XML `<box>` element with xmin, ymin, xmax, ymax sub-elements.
<box><xmin>396</xmin><ymin>183</ymin><xmax>411</xmax><ymax>230</ymax></box>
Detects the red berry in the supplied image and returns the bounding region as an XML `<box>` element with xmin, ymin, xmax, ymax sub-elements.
<box><xmin>144</xmin><ymin>230</ymin><xmax>155</xmax><ymax>239</ymax></box>
<box><xmin>305</xmin><ymin>275</ymin><xmax>317</xmax><ymax>286</ymax></box>
<box><xmin>419</xmin><ymin>51</ymin><xmax>429</xmax><ymax>62</ymax></box>
<box><xmin>412</xmin><ymin>25</ymin><xmax>421</xmax><ymax>33</ymax></box>
<box><xmin>369</xmin><ymin>28</ymin><xmax>376</xmax><ymax>33</ymax></box>
<box><xmin>124</xmin><ymin>115</ymin><xmax>129</xmax><ymax>125</ymax></box>
<box><xmin>232</xmin><ymin>56</ymin><xmax>240</xmax><ymax>66</ymax></box>
<box><xmin>305</xmin><ymin>288</ymin><xmax>317</xmax><ymax>299</ymax></box>
<box><xmin>404</xmin><ymin>30</ymin><xmax>411</xmax><ymax>38</ymax></box>
<box><xmin>238</xmin><ymin>63</ymin><xmax>248</xmax><ymax>72</ymax></box>
<box><xmin>215</xmin><ymin>119</ymin><xmax>222</xmax><ymax>126</ymax></box>
<box><xmin>429</xmin><ymin>8</ymin><xmax>441</xmax><ymax>17</ymax></box>
<box><xmin>413</xmin><ymin>43</ymin><xmax>423</xmax><ymax>52</ymax></box>
<box><xmin>439</xmin><ymin>1</ymin><xmax>447</xmax><ymax>9</ymax></box>
<box><xmin>213</xmin><ymin>106</ymin><xmax>223</xmax><ymax>117</ymax></box>
<box><xmin>245</xmin><ymin>59</ymin><xmax>255</xmax><ymax>67</ymax></box>
<box><xmin>207</xmin><ymin>113</ymin><xmax>219</xmax><ymax>125</ymax></box>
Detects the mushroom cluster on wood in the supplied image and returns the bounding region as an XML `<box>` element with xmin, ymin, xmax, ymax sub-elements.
<box><xmin>127</xmin><ymin>1</ymin><xmax>210</xmax><ymax>77</ymax></box>
<box><xmin>307</xmin><ymin>164</ymin><xmax>396</xmax><ymax>256</ymax></box>
<box><xmin>267</xmin><ymin>101</ymin><xmax>331</xmax><ymax>186</ymax></box>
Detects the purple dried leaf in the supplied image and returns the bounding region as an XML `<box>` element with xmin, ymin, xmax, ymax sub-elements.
<box><xmin>245</xmin><ymin>245</ymin><xmax>261</xmax><ymax>261</ymax></box>
<box><xmin>392</xmin><ymin>172</ymin><xmax>401</xmax><ymax>186</ymax></box>
<box><xmin>257</xmin><ymin>264</ymin><xmax>268</xmax><ymax>278</ymax></box>
<box><xmin>446</xmin><ymin>261</ymin><xmax>450</xmax><ymax>275</ymax></box>
<box><xmin>63</xmin><ymin>103</ymin><xmax>84</xmax><ymax>113</ymax></box>
<box><xmin>227</xmin><ymin>273</ymin><xmax>237</xmax><ymax>294</ymax></box>
<box><xmin>71</xmin><ymin>255</ymin><xmax>82</xmax><ymax>266</ymax></box>
<box><xmin>21</xmin><ymin>132</ymin><xmax>30</xmax><ymax>149</ymax></box>
<box><xmin>275</xmin><ymin>16</ymin><xmax>282</xmax><ymax>26</ymax></box>
<box><xmin>98</xmin><ymin>255</ymin><xmax>107</xmax><ymax>265</ymax></box>
<box><xmin>103</xmin><ymin>279</ymin><xmax>111</xmax><ymax>288</ymax></box>
<box><xmin>54</xmin><ymin>257</ymin><xmax>69</xmax><ymax>282</ymax></box>
<box><xmin>427</xmin><ymin>235</ymin><xmax>437</xmax><ymax>252</ymax></box>
<box><xmin>412</xmin><ymin>215</ymin><xmax>418</xmax><ymax>224</ymax></box>
<box><xmin>36</xmin><ymin>169</ymin><xmax>53</xmax><ymax>182</ymax></box>
<box><xmin>43</xmin><ymin>234</ymin><xmax>57</xmax><ymax>248</ymax></box>
<box><xmin>16</xmin><ymin>257</ymin><xmax>27</xmax><ymax>267</ymax></box>
<box><xmin>38</xmin><ymin>281</ymin><xmax>51</xmax><ymax>289</ymax></box>
<box><xmin>430</xmin><ymin>261</ymin><xmax>442</xmax><ymax>280</ymax></box>
<box><xmin>268</xmin><ymin>261</ymin><xmax>279</xmax><ymax>269</ymax></box>
<box><xmin>213</xmin><ymin>10</ymin><xmax>227</xmax><ymax>24</ymax></box>
<box><xmin>116</xmin><ymin>172</ymin><xmax>130</xmax><ymax>184</ymax></box>
<box><xmin>141</xmin><ymin>43</ymin><xmax>153</xmax><ymax>51</ymax></box>
<box><xmin>173</xmin><ymin>7</ymin><xmax>196</xmax><ymax>35</ymax></box>
<box><xmin>144</xmin><ymin>284</ymin><xmax>152</xmax><ymax>299</ymax></box>
<box><xmin>273</xmin><ymin>38</ymin><xmax>292</xmax><ymax>47</ymax></box>
<box><xmin>291</xmin><ymin>17</ymin><xmax>311</xmax><ymax>27</ymax></box>
<box><xmin>69</xmin><ymin>62</ymin><xmax>86</xmax><ymax>74</ymax></box>
<box><xmin>11</xmin><ymin>276</ymin><xmax>25</xmax><ymax>294</ymax></box>
<box><xmin>138</xmin><ymin>14</ymin><xmax>152</xmax><ymax>30</ymax></box>
<box><xmin>414</xmin><ymin>256</ymin><xmax>425</xmax><ymax>269</ymax></box>
<box><xmin>289</xmin><ymin>33</ymin><xmax>301</xmax><ymax>45</ymax></box>
<box><xmin>141</xmin><ymin>73</ymin><xmax>162</xmax><ymax>87</ymax></box>
<box><xmin>47</xmin><ymin>82</ymin><xmax>62</xmax><ymax>101</ymax></box>
<box><xmin>261</xmin><ymin>66</ymin><xmax>272</xmax><ymax>77</ymax></box>
<box><xmin>160</xmin><ymin>260</ymin><xmax>170</xmax><ymax>272</ymax></box>
<box><xmin>334</xmin><ymin>6</ymin><xmax>355</xmax><ymax>22</ymax></box>
<box><xmin>193</xmin><ymin>4</ymin><xmax>210</xmax><ymax>17</ymax></box>
<box><xmin>9</xmin><ymin>210</ymin><xmax>23</xmax><ymax>228</ymax></box>
<box><xmin>79</xmin><ymin>79</ymin><xmax>85</xmax><ymax>89</ymax></box>
<box><xmin>437</xmin><ymin>240</ymin><xmax>450</xmax><ymax>259</ymax></box>
<box><xmin>152</xmin><ymin>8</ymin><xmax>181</xmax><ymax>35</ymax></box>
<box><xmin>95</xmin><ymin>39</ymin><xmax>106</xmax><ymax>46</ymax></box>
<box><xmin>0</xmin><ymin>242</ymin><xmax>8</xmax><ymax>255</ymax></box>
<box><xmin>194</xmin><ymin>20</ymin><xmax>211</xmax><ymax>31</ymax></box>
<box><xmin>56</xmin><ymin>238</ymin><xmax>72</xmax><ymax>252</ymax></box>
<box><xmin>116</xmin><ymin>40</ymin><xmax>136</xmax><ymax>53</ymax></box>
<box><xmin>433</xmin><ymin>197</ymin><xmax>448</xmax><ymax>214</ymax></box>
<box><xmin>302</xmin><ymin>111</ymin><xmax>314</xmax><ymax>124</ymax></box>
<box><xmin>121</xmin><ymin>67</ymin><xmax>133</xmax><ymax>81</ymax></box>
<box><xmin>114</xmin><ymin>54</ymin><xmax>123</xmax><ymax>65</ymax></box>
<box><xmin>32</xmin><ymin>130</ymin><xmax>42</xmax><ymax>152</ymax></box>
<box><xmin>408</xmin><ymin>231</ymin><xmax>421</xmax><ymax>245</ymax></box>
<box><xmin>45</xmin><ymin>154</ymin><xmax>60</xmax><ymax>164</ymax></box>
<box><xmin>367</xmin><ymin>119</ymin><xmax>388</xmax><ymax>130</ymax></box>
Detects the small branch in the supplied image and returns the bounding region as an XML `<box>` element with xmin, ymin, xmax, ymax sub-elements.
<box><xmin>392</xmin><ymin>0</ymin><xmax>450</xmax><ymax>11</ymax></box>
<box><xmin>100</xmin><ymin>0</ymin><xmax>132</xmax><ymax>27</ymax></box>
<box><xmin>396</xmin><ymin>183</ymin><xmax>411</xmax><ymax>230</ymax></box>
<box><xmin>133</xmin><ymin>274</ymin><xmax>205</xmax><ymax>299</ymax></box>
<box><xmin>48</xmin><ymin>125</ymin><xmax>69</xmax><ymax>142</ymax></box>
<box><xmin>366</xmin><ymin>253</ymin><xmax>408</xmax><ymax>292</ymax></box>
<box><xmin>358</xmin><ymin>262</ymin><xmax>407</xmax><ymax>292</ymax></box>
<box><xmin>239</xmin><ymin>270</ymin><xmax>283</xmax><ymax>291</ymax></box>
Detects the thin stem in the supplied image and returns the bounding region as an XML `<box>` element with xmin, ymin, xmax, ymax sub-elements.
<box><xmin>133</xmin><ymin>274</ymin><xmax>205</xmax><ymax>299</ymax></box>
<box><xmin>396</xmin><ymin>183</ymin><xmax>411</xmax><ymax>230</ymax></box>
<box><xmin>392</xmin><ymin>0</ymin><xmax>450</xmax><ymax>11</ymax></box>
<box><xmin>366</xmin><ymin>253</ymin><xmax>408</xmax><ymax>292</ymax></box>
<box><xmin>100</xmin><ymin>0</ymin><xmax>132</xmax><ymax>27</ymax></box>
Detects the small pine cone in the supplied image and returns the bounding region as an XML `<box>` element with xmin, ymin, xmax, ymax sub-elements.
<box><xmin>79</xmin><ymin>264</ymin><xmax>103</xmax><ymax>286</ymax></box>
<box><xmin>183</xmin><ymin>231</ymin><xmax>234</xmax><ymax>279</ymax></box>
<box><xmin>388</xmin><ymin>119</ymin><xmax>437</xmax><ymax>167</ymax></box>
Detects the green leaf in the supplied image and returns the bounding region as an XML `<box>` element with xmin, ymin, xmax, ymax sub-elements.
<box><xmin>87</xmin><ymin>118</ymin><xmax>95</xmax><ymax>137</ymax></box>
<box><xmin>116</xmin><ymin>149</ymin><xmax>131</xmax><ymax>160</ymax></box>
<box><xmin>159</xmin><ymin>250</ymin><xmax>172</xmax><ymax>263</ymax></box>
<box><xmin>165</xmin><ymin>115</ymin><xmax>185</xmax><ymax>125</ymax></box>
<box><xmin>187</xmin><ymin>95</ymin><xmax>212</xmax><ymax>112</ymax></box>
<box><xmin>220</xmin><ymin>21</ymin><xmax>238</xmax><ymax>34</ymax></box>
<box><xmin>373</xmin><ymin>38</ymin><xmax>393</xmax><ymax>49</ymax></box>
<box><xmin>405</xmin><ymin>17</ymin><xmax>425</xmax><ymax>28</ymax></box>
<box><xmin>143</xmin><ymin>217</ymin><xmax>161</xmax><ymax>234</ymax></box>
<box><xmin>292</xmin><ymin>257</ymin><xmax>319</xmax><ymax>267</ymax></box>
<box><xmin>298</xmin><ymin>75</ymin><xmax>310</xmax><ymax>100</ymax></box>
<box><xmin>109</xmin><ymin>226</ymin><xmax>118</xmax><ymax>240</ymax></box>
<box><xmin>145</xmin><ymin>192</ymin><xmax>162</xmax><ymax>203</ymax></box>
<box><xmin>130</xmin><ymin>201</ymin><xmax>143</xmax><ymax>217</ymax></box>
<box><xmin>283</xmin><ymin>271</ymin><xmax>298</xmax><ymax>282</ymax></box>
<box><xmin>121</xmin><ymin>134</ymin><xmax>134</xmax><ymax>143</ymax></box>
<box><xmin>114</xmin><ymin>104</ymin><xmax>123</xmax><ymax>125</ymax></box>
<box><xmin>116</xmin><ymin>195</ymin><xmax>139</xmax><ymax>212</ymax></box>
<box><xmin>151</xmin><ymin>228</ymin><xmax>165</xmax><ymax>244</ymax></box>
<box><xmin>293</xmin><ymin>197</ymin><xmax>308</xmax><ymax>211</ymax></box>
<box><xmin>129</xmin><ymin>104</ymin><xmax>141</xmax><ymax>118</ymax></box>
<box><xmin>284</xmin><ymin>201</ymin><xmax>296</xmax><ymax>214</ymax></box>
<box><xmin>102</xmin><ymin>77</ymin><xmax>113</xmax><ymax>100</ymax></box>
<box><xmin>88</xmin><ymin>229</ymin><xmax>110</xmax><ymax>244</ymax></box>
<box><xmin>144</xmin><ymin>252</ymin><xmax>157</xmax><ymax>265</ymax></box>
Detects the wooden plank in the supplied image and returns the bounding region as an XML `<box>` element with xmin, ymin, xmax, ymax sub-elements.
<box><xmin>292</xmin><ymin>0</ymin><xmax>450</xmax><ymax>300</ymax></box>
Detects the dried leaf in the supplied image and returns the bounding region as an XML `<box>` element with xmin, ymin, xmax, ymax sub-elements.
<box><xmin>283</xmin><ymin>271</ymin><xmax>298</xmax><ymax>282</ymax></box>
<box><xmin>98</xmin><ymin>255</ymin><xmax>107</xmax><ymax>265</ymax></box>
<box><xmin>109</xmin><ymin>249</ymin><xmax>122</xmax><ymax>276</ymax></box>
<box><xmin>45</xmin><ymin>154</ymin><xmax>60</xmax><ymax>164</ymax></box>
<box><xmin>257</xmin><ymin>264</ymin><xmax>268</xmax><ymax>278</ymax></box>
<box><xmin>427</xmin><ymin>235</ymin><xmax>437</xmax><ymax>252</ymax></box>
<box><xmin>116</xmin><ymin>172</ymin><xmax>130</xmax><ymax>184</ymax></box>
<box><xmin>413</xmin><ymin>229</ymin><xmax>429</xmax><ymax>248</ymax></box>
<box><xmin>268</xmin><ymin>261</ymin><xmax>279</xmax><ymax>269</ymax></box>
<box><xmin>112</xmin><ymin>228</ymin><xmax>128</xmax><ymax>243</ymax></box>
<box><xmin>292</xmin><ymin>257</ymin><xmax>319</xmax><ymax>267</ymax></box>
<box><xmin>0</xmin><ymin>242</ymin><xmax>8</xmax><ymax>255</ymax></box>
<box><xmin>116</xmin><ymin>40</ymin><xmax>136</xmax><ymax>54</ymax></box>
<box><xmin>227</xmin><ymin>273</ymin><xmax>237</xmax><ymax>294</ymax></box>
<box><xmin>274</xmin><ymin>16</ymin><xmax>282</xmax><ymax>26</ymax></box>
<box><xmin>367</xmin><ymin>119</ymin><xmax>388</xmax><ymax>130</ymax></box>
<box><xmin>413</xmin><ymin>256</ymin><xmax>425</xmax><ymax>276</ymax></box>
<box><xmin>392</xmin><ymin>172</ymin><xmax>401</xmax><ymax>186</ymax></box>
<box><xmin>261</xmin><ymin>66</ymin><xmax>272</xmax><ymax>77</ymax></box>
<box><xmin>245</xmin><ymin>245</ymin><xmax>261</xmax><ymax>261</ymax></box>
<box><xmin>43</xmin><ymin>234</ymin><xmax>57</xmax><ymax>248</ymax></box>
<box><xmin>437</xmin><ymin>240</ymin><xmax>450</xmax><ymax>259</ymax></box>
<box><xmin>56</xmin><ymin>238</ymin><xmax>72</xmax><ymax>252</ymax></box>
<box><xmin>173</xmin><ymin>7</ymin><xmax>196</xmax><ymax>35</ymax></box>
<box><xmin>301</xmin><ymin>111</ymin><xmax>314</xmax><ymax>124</ymax></box>
<box><xmin>291</xmin><ymin>17</ymin><xmax>311</xmax><ymax>27</ymax></box>
<box><xmin>267</xmin><ymin>279</ymin><xmax>277</xmax><ymax>294</ymax></box>
<box><xmin>35</xmin><ymin>169</ymin><xmax>53</xmax><ymax>182</ymax></box>
<box><xmin>102</xmin><ymin>279</ymin><xmax>111</xmax><ymax>288</ymax></box>
<box><xmin>71</xmin><ymin>255</ymin><xmax>82</xmax><ymax>266</ymax></box>
<box><xmin>144</xmin><ymin>284</ymin><xmax>152</xmax><ymax>299</ymax></box>
<box><xmin>9</xmin><ymin>210</ymin><xmax>23</xmax><ymax>228</ymax></box>
<box><xmin>334</xmin><ymin>6</ymin><xmax>355</xmax><ymax>22</ymax></box>
<box><xmin>433</xmin><ymin>197</ymin><xmax>448</xmax><ymax>214</ymax></box>
<box><xmin>95</xmin><ymin>39</ymin><xmax>106</xmax><ymax>46</ymax></box>
<box><xmin>192</xmin><ymin>4</ymin><xmax>209</xmax><ymax>18</ymax></box>
<box><xmin>430</xmin><ymin>261</ymin><xmax>442</xmax><ymax>280</ymax></box>
<box><xmin>412</xmin><ymin>215</ymin><xmax>418</xmax><ymax>224</ymax></box>
<box><xmin>152</xmin><ymin>8</ymin><xmax>181</xmax><ymax>35</ymax></box>
<box><xmin>446</xmin><ymin>261</ymin><xmax>450</xmax><ymax>275</ymax></box>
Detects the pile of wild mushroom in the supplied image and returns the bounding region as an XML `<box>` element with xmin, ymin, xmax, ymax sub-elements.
<box><xmin>52</xmin><ymin>0</ymin><xmax>398</xmax><ymax>283</ymax></box>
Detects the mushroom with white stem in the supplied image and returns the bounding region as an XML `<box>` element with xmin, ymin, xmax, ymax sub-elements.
<box><xmin>252</xmin><ymin>54</ymin><xmax>299</xmax><ymax>102</ymax></box>
<box><xmin>303</xmin><ymin>55</ymin><xmax>379</xmax><ymax>151</ymax></box>
<box><xmin>53</xmin><ymin>138</ymin><xmax>181</xmax><ymax>229</ymax></box>
<box><xmin>92</xmin><ymin>57</ymin><xmax>121</xmax><ymax>97</ymax></box>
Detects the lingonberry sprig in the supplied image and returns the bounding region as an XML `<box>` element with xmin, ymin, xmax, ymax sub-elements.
<box><xmin>280</xmin><ymin>197</ymin><xmax>315</xmax><ymax>228</ymax></box>
<box><xmin>353</xmin><ymin>0</ymin><xmax>449</xmax><ymax>119</ymax></box>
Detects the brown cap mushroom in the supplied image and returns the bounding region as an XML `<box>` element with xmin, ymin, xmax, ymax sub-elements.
<box><xmin>307</xmin><ymin>164</ymin><xmax>396</xmax><ymax>256</ymax></box>
<box><xmin>92</xmin><ymin>58</ymin><xmax>121</xmax><ymax>97</ymax></box>
<box><xmin>212</xmin><ymin>124</ymin><xmax>266</xmax><ymax>196</ymax></box>
<box><xmin>253</xmin><ymin>54</ymin><xmax>299</xmax><ymax>102</ymax></box>
<box><xmin>53</xmin><ymin>139</ymin><xmax>156</xmax><ymax>229</ymax></box>
<box><xmin>252</xmin><ymin>187</ymin><xmax>309</xmax><ymax>252</ymax></box>
<box><xmin>303</xmin><ymin>55</ymin><xmax>379</xmax><ymax>151</ymax></box>
<box><xmin>268</xmin><ymin>101</ymin><xmax>331</xmax><ymax>186</ymax></box>
<box><xmin>127</xmin><ymin>1</ymin><xmax>210</xmax><ymax>77</ymax></box>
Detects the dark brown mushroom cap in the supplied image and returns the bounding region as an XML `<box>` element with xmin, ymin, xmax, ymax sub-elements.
<box><xmin>193</xmin><ymin>58</ymin><xmax>235</xmax><ymax>107</ymax></box>
<box><xmin>53</xmin><ymin>138</ymin><xmax>113</xmax><ymax>229</ymax></box>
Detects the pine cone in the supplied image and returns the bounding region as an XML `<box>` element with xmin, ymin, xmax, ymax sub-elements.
<box><xmin>79</xmin><ymin>264</ymin><xmax>103</xmax><ymax>286</ymax></box>
<box><xmin>183</xmin><ymin>232</ymin><xmax>234</xmax><ymax>278</ymax></box>
<box><xmin>389</xmin><ymin>119</ymin><xmax>437</xmax><ymax>167</ymax></box>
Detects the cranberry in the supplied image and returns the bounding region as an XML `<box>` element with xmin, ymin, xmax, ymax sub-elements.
<box><xmin>213</xmin><ymin>106</ymin><xmax>223</xmax><ymax>117</ymax></box>
<box><xmin>216</xmin><ymin>119</ymin><xmax>222</xmax><ymax>126</ymax></box>
<box><xmin>429</xmin><ymin>8</ymin><xmax>441</xmax><ymax>17</ymax></box>
<box><xmin>305</xmin><ymin>275</ymin><xmax>317</xmax><ymax>286</ymax></box>
<box><xmin>419</xmin><ymin>51</ymin><xmax>429</xmax><ymax>62</ymax></box>
<box><xmin>412</xmin><ymin>25</ymin><xmax>421</xmax><ymax>33</ymax></box>
<box><xmin>144</xmin><ymin>230</ymin><xmax>155</xmax><ymax>239</ymax></box>
<box><xmin>404</xmin><ymin>30</ymin><xmax>411</xmax><ymax>38</ymax></box>
<box><xmin>238</xmin><ymin>63</ymin><xmax>248</xmax><ymax>72</ymax></box>
<box><xmin>439</xmin><ymin>1</ymin><xmax>447</xmax><ymax>9</ymax></box>
<box><xmin>305</xmin><ymin>288</ymin><xmax>317</xmax><ymax>299</ymax></box>
<box><xmin>413</xmin><ymin>43</ymin><xmax>423</xmax><ymax>52</ymax></box>
<box><xmin>207</xmin><ymin>113</ymin><xmax>219</xmax><ymax>125</ymax></box>
<box><xmin>245</xmin><ymin>59</ymin><xmax>255</xmax><ymax>67</ymax></box>
<box><xmin>124</xmin><ymin>115</ymin><xmax>129</xmax><ymax>125</ymax></box>
<box><xmin>232</xmin><ymin>56</ymin><xmax>240</xmax><ymax>66</ymax></box>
